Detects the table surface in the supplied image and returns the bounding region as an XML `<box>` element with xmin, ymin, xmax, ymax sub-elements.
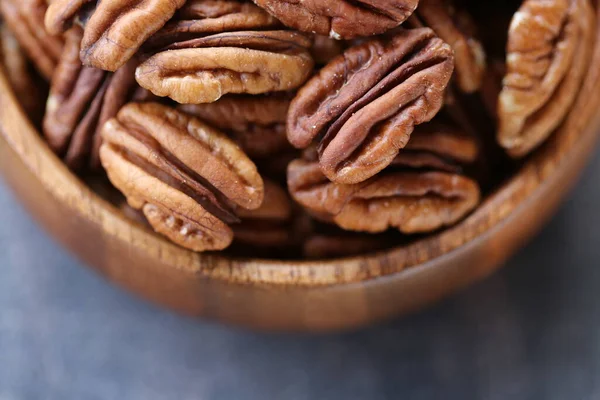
<box><xmin>2</xmin><ymin>150</ymin><xmax>600</xmax><ymax>400</ymax></box>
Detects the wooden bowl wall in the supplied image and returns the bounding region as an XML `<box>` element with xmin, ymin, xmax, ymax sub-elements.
<box><xmin>2</xmin><ymin>17</ymin><xmax>600</xmax><ymax>332</ymax></box>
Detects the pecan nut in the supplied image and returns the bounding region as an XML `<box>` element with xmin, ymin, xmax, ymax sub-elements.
<box><xmin>408</xmin><ymin>0</ymin><xmax>486</xmax><ymax>93</ymax></box>
<box><xmin>99</xmin><ymin>102</ymin><xmax>264</xmax><ymax>252</ymax></box>
<box><xmin>288</xmin><ymin>120</ymin><xmax>480</xmax><ymax>234</ymax></box>
<box><xmin>45</xmin><ymin>0</ymin><xmax>186</xmax><ymax>71</ymax></box>
<box><xmin>136</xmin><ymin>2</ymin><xmax>314</xmax><ymax>104</ymax></box>
<box><xmin>145</xmin><ymin>0</ymin><xmax>281</xmax><ymax>50</ymax></box>
<box><xmin>233</xmin><ymin>179</ymin><xmax>293</xmax><ymax>248</ymax></box>
<box><xmin>0</xmin><ymin>24</ymin><xmax>42</xmax><ymax>118</ymax></box>
<box><xmin>251</xmin><ymin>0</ymin><xmax>419</xmax><ymax>39</ymax></box>
<box><xmin>0</xmin><ymin>0</ymin><xmax>63</xmax><ymax>80</ymax></box>
<box><xmin>497</xmin><ymin>0</ymin><xmax>595</xmax><ymax>157</ymax></box>
<box><xmin>179</xmin><ymin>94</ymin><xmax>291</xmax><ymax>158</ymax></box>
<box><xmin>287</xmin><ymin>28</ymin><xmax>454</xmax><ymax>184</ymax></box>
<box><xmin>43</xmin><ymin>27</ymin><xmax>148</xmax><ymax>170</ymax></box>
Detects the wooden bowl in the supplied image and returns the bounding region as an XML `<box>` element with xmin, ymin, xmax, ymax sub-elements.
<box><xmin>2</xmin><ymin>21</ymin><xmax>600</xmax><ymax>333</ymax></box>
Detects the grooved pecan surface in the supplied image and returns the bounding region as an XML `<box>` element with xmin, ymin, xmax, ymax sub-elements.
<box><xmin>0</xmin><ymin>0</ymin><xmax>63</xmax><ymax>80</ymax></box>
<box><xmin>497</xmin><ymin>0</ymin><xmax>594</xmax><ymax>157</ymax></box>
<box><xmin>0</xmin><ymin>24</ymin><xmax>42</xmax><ymax>118</ymax></box>
<box><xmin>136</xmin><ymin>2</ymin><xmax>314</xmax><ymax>104</ymax></box>
<box><xmin>252</xmin><ymin>0</ymin><xmax>419</xmax><ymax>39</ymax></box>
<box><xmin>146</xmin><ymin>0</ymin><xmax>281</xmax><ymax>49</ymax></box>
<box><xmin>409</xmin><ymin>0</ymin><xmax>486</xmax><ymax>93</ymax></box>
<box><xmin>179</xmin><ymin>94</ymin><xmax>291</xmax><ymax>158</ymax></box>
<box><xmin>287</xmin><ymin>28</ymin><xmax>454</xmax><ymax>184</ymax></box>
<box><xmin>288</xmin><ymin>120</ymin><xmax>480</xmax><ymax>234</ymax></box>
<box><xmin>43</xmin><ymin>27</ymin><xmax>147</xmax><ymax>170</ymax></box>
<box><xmin>100</xmin><ymin>102</ymin><xmax>264</xmax><ymax>252</ymax></box>
<box><xmin>45</xmin><ymin>0</ymin><xmax>186</xmax><ymax>71</ymax></box>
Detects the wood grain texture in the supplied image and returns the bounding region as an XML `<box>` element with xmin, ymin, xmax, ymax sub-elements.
<box><xmin>1</xmin><ymin>7</ymin><xmax>600</xmax><ymax>331</ymax></box>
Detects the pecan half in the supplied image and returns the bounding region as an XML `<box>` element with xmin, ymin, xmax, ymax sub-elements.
<box><xmin>0</xmin><ymin>0</ymin><xmax>63</xmax><ymax>80</ymax></box>
<box><xmin>408</xmin><ymin>0</ymin><xmax>486</xmax><ymax>93</ymax></box>
<box><xmin>179</xmin><ymin>94</ymin><xmax>291</xmax><ymax>158</ymax></box>
<box><xmin>234</xmin><ymin>179</ymin><xmax>293</xmax><ymax>248</ymax></box>
<box><xmin>288</xmin><ymin>121</ymin><xmax>480</xmax><ymax>234</ymax></box>
<box><xmin>497</xmin><ymin>0</ymin><xmax>595</xmax><ymax>157</ymax></box>
<box><xmin>287</xmin><ymin>28</ymin><xmax>454</xmax><ymax>184</ymax></box>
<box><xmin>45</xmin><ymin>0</ymin><xmax>186</xmax><ymax>71</ymax></box>
<box><xmin>136</xmin><ymin>3</ymin><xmax>314</xmax><ymax>104</ymax></box>
<box><xmin>145</xmin><ymin>0</ymin><xmax>281</xmax><ymax>49</ymax></box>
<box><xmin>251</xmin><ymin>0</ymin><xmax>419</xmax><ymax>39</ymax></box>
<box><xmin>43</xmin><ymin>27</ymin><xmax>148</xmax><ymax>170</ymax></box>
<box><xmin>0</xmin><ymin>24</ymin><xmax>42</xmax><ymax>118</ymax></box>
<box><xmin>99</xmin><ymin>102</ymin><xmax>264</xmax><ymax>252</ymax></box>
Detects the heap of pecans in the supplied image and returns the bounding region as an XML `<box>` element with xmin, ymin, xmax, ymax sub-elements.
<box><xmin>0</xmin><ymin>0</ymin><xmax>595</xmax><ymax>258</ymax></box>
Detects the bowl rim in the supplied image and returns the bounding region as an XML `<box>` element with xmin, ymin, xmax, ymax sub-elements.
<box><xmin>2</xmin><ymin>21</ymin><xmax>600</xmax><ymax>289</ymax></box>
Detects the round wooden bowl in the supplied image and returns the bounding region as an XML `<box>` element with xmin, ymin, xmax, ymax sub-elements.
<box><xmin>2</xmin><ymin>21</ymin><xmax>600</xmax><ymax>333</ymax></box>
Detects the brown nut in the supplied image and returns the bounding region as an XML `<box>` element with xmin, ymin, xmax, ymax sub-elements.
<box><xmin>99</xmin><ymin>102</ymin><xmax>264</xmax><ymax>252</ymax></box>
<box><xmin>137</xmin><ymin>6</ymin><xmax>314</xmax><ymax>104</ymax></box>
<box><xmin>0</xmin><ymin>0</ymin><xmax>63</xmax><ymax>80</ymax></box>
<box><xmin>288</xmin><ymin>121</ymin><xmax>480</xmax><ymax>234</ymax></box>
<box><xmin>234</xmin><ymin>179</ymin><xmax>293</xmax><ymax>248</ymax></box>
<box><xmin>289</xmin><ymin>161</ymin><xmax>480</xmax><ymax>234</ymax></box>
<box><xmin>0</xmin><ymin>24</ymin><xmax>42</xmax><ymax>119</ymax></box>
<box><xmin>392</xmin><ymin>119</ymin><xmax>479</xmax><ymax>173</ymax></box>
<box><xmin>497</xmin><ymin>0</ymin><xmax>594</xmax><ymax>157</ymax></box>
<box><xmin>145</xmin><ymin>0</ymin><xmax>281</xmax><ymax>50</ymax></box>
<box><xmin>45</xmin><ymin>0</ymin><xmax>186</xmax><ymax>71</ymax></box>
<box><xmin>287</xmin><ymin>28</ymin><xmax>454</xmax><ymax>184</ymax></box>
<box><xmin>43</xmin><ymin>27</ymin><xmax>145</xmax><ymax>170</ymax></box>
<box><xmin>408</xmin><ymin>0</ymin><xmax>486</xmax><ymax>93</ymax></box>
<box><xmin>251</xmin><ymin>0</ymin><xmax>419</xmax><ymax>39</ymax></box>
<box><xmin>179</xmin><ymin>94</ymin><xmax>291</xmax><ymax>158</ymax></box>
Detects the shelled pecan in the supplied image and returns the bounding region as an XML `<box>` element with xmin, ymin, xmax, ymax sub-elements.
<box><xmin>179</xmin><ymin>94</ymin><xmax>291</xmax><ymax>158</ymax></box>
<box><xmin>43</xmin><ymin>27</ymin><xmax>151</xmax><ymax>170</ymax></box>
<box><xmin>136</xmin><ymin>0</ymin><xmax>314</xmax><ymax>104</ymax></box>
<box><xmin>145</xmin><ymin>0</ymin><xmax>281</xmax><ymax>49</ymax></box>
<box><xmin>497</xmin><ymin>0</ymin><xmax>595</xmax><ymax>157</ymax></box>
<box><xmin>0</xmin><ymin>0</ymin><xmax>63</xmax><ymax>80</ymax></box>
<box><xmin>45</xmin><ymin>0</ymin><xmax>186</xmax><ymax>71</ymax></box>
<box><xmin>287</xmin><ymin>28</ymin><xmax>454</xmax><ymax>184</ymax></box>
<box><xmin>234</xmin><ymin>179</ymin><xmax>293</xmax><ymax>248</ymax></box>
<box><xmin>288</xmin><ymin>120</ymin><xmax>480</xmax><ymax>234</ymax></box>
<box><xmin>408</xmin><ymin>0</ymin><xmax>486</xmax><ymax>93</ymax></box>
<box><xmin>0</xmin><ymin>24</ymin><xmax>42</xmax><ymax>119</ymax></box>
<box><xmin>99</xmin><ymin>102</ymin><xmax>264</xmax><ymax>252</ymax></box>
<box><xmin>251</xmin><ymin>0</ymin><xmax>419</xmax><ymax>39</ymax></box>
<box><xmin>2</xmin><ymin>0</ymin><xmax>596</xmax><ymax>261</ymax></box>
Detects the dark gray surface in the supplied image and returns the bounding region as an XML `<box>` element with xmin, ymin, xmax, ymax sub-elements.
<box><xmin>2</xmin><ymin>152</ymin><xmax>600</xmax><ymax>400</ymax></box>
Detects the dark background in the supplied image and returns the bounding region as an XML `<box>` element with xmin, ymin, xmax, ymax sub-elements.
<box><xmin>1</xmin><ymin>150</ymin><xmax>600</xmax><ymax>400</ymax></box>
